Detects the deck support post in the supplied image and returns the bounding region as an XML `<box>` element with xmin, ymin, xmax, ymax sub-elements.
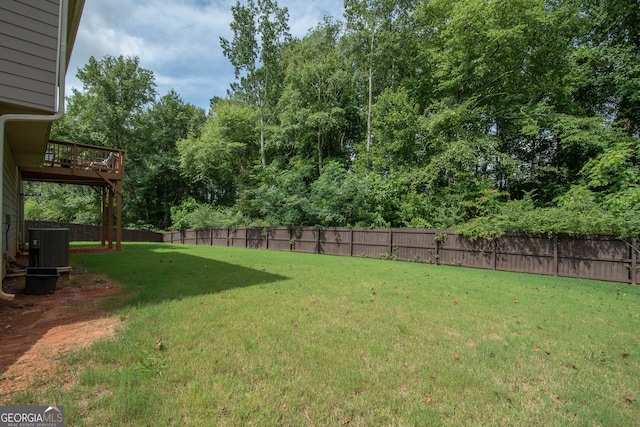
<box><xmin>101</xmin><ymin>187</ymin><xmax>107</xmax><ymax>247</ymax></box>
<box><xmin>107</xmin><ymin>187</ymin><xmax>114</xmax><ymax>249</ymax></box>
<box><xmin>116</xmin><ymin>179</ymin><xmax>122</xmax><ymax>251</ymax></box>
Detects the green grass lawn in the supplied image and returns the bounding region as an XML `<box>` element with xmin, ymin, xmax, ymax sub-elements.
<box><xmin>7</xmin><ymin>243</ymin><xmax>640</xmax><ymax>426</ymax></box>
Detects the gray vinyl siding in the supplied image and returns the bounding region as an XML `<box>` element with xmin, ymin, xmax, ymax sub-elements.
<box><xmin>2</xmin><ymin>138</ymin><xmax>19</xmax><ymax>256</ymax></box>
<box><xmin>0</xmin><ymin>0</ymin><xmax>60</xmax><ymax>112</ymax></box>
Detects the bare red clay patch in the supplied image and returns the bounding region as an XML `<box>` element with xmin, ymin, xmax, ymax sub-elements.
<box><xmin>0</xmin><ymin>253</ymin><xmax>122</xmax><ymax>400</ymax></box>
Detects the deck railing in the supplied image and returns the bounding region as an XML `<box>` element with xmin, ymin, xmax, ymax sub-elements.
<box><xmin>44</xmin><ymin>140</ymin><xmax>124</xmax><ymax>177</ymax></box>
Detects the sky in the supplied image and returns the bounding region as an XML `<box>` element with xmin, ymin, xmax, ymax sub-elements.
<box><xmin>67</xmin><ymin>0</ymin><xmax>345</xmax><ymax>112</ymax></box>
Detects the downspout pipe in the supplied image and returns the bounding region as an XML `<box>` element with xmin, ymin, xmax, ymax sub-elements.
<box><xmin>0</xmin><ymin>0</ymin><xmax>69</xmax><ymax>301</ymax></box>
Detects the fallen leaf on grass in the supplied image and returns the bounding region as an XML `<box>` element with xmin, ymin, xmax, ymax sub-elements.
<box><xmin>424</xmin><ymin>396</ymin><xmax>432</xmax><ymax>404</ymax></box>
<box><xmin>626</xmin><ymin>396</ymin><xmax>635</xmax><ymax>403</ymax></box>
<box><xmin>453</xmin><ymin>354</ymin><xmax>459</xmax><ymax>360</ymax></box>
<box><xmin>512</xmin><ymin>300</ymin><xmax>519</xmax><ymax>304</ymax></box>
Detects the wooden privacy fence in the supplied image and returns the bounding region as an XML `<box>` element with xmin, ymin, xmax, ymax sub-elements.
<box><xmin>26</xmin><ymin>221</ymin><xmax>163</xmax><ymax>243</ymax></box>
<box><xmin>164</xmin><ymin>227</ymin><xmax>638</xmax><ymax>285</ymax></box>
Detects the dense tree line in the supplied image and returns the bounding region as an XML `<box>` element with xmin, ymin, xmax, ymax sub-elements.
<box><xmin>26</xmin><ymin>0</ymin><xmax>640</xmax><ymax>238</ymax></box>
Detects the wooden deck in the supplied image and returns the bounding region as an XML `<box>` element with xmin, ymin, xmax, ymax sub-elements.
<box><xmin>20</xmin><ymin>140</ymin><xmax>124</xmax><ymax>186</ymax></box>
<box><xmin>19</xmin><ymin>140</ymin><xmax>124</xmax><ymax>251</ymax></box>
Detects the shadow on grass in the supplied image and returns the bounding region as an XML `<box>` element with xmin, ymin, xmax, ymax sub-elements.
<box><xmin>70</xmin><ymin>243</ymin><xmax>290</xmax><ymax>310</ymax></box>
<box><xmin>0</xmin><ymin>243</ymin><xmax>288</xmax><ymax>395</ymax></box>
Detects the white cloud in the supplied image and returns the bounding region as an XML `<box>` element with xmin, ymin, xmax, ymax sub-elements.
<box><xmin>66</xmin><ymin>0</ymin><xmax>344</xmax><ymax>111</ymax></box>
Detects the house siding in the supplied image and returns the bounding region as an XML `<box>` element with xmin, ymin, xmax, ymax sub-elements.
<box><xmin>0</xmin><ymin>0</ymin><xmax>60</xmax><ymax>112</ymax></box>
<box><xmin>2</xmin><ymin>135</ymin><xmax>19</xmax><ymax>257</ymax></box>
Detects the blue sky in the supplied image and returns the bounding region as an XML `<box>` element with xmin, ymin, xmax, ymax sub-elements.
<box><xmin>67</xmin><ymin>0</ymin><xmax>345</xmax><ymax>111</ymax></box>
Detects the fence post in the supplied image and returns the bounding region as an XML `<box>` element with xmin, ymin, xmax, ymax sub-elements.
<box><xmin>389</xmin><ymin>229</ymin><xmax>393</xmax><ymax>257</ymax></box>
<box><xmin>210</xmin><ymin>228</ymin><xmax>213</xmax><ymax>246</ymax></box>
<box><xmin>317</xmin><ymin>227</ymin><xmax>321</xmax><ymax>254</ymax></box>
<box><xmin>245</xmin><ymin>227</ymin><xmax>248</xmax><ymax>248</ymax></box>
<box><xmin>632</xmin><ymin>237</ymin><xmax>637</xmax><ymax>285</ymax></box>
<box><xmin>195</xmin><ymin>229</ymin><xmax>198</xmax><ymax>245</ymax></box>
<box><xmin>266</xmin><ymin>227</ymin><xmax>269</xmax><ymax>250</ymax></box>
<box><xmin>492</xmin><ymin>239</ymin><xmax>497</xmax><ymax>270</ymax></box>
<box><xmin>350</xmin><ymin>228</ymin><xmax>354</xmax><ymax>257</ymax></box>
<box><xmin>554</xmin><ymin>234</ymin><xmax>559</xmax><ymax>276</ymax></box>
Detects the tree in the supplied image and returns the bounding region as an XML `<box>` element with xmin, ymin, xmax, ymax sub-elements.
<box><xmin>129</xmin><ymin>91</ymin><xmax>206</xmax><ymax>228</ymax></box>
<box><xmin>277</xmin><ymin>18</ymin><xmax>351</xmax><ymax>176</ymax></box>
<box><xmin>571</xmin><ymin>0</ymin><xmax>640</xmax><ymax>136</ymax></box>
<box><xmin>220</xmin><ymin>0</ymin><xmax>291</xmax><ymax>168</ymax></box>
<box><xmin>61</xmin><ymin>55</ymin><xmax>156</xmax><ymax>150</ymax></box>
<box><xmin>50</xmin><ymin>56</ymin><xmax>209</xmax><ymax>229</ymax></box>
<box><xmin>412</xmin><ymin>0</ymin><xmax>587</xmax><ymax>203</ymax></box>
<box><xmin>24</xmin><ymin>182</ymin><xmax>100</xmax><ymax>224</ymax></box>
<box><xmin>177</xmin><ymin>98</ymin><xmax>259</xmax><ymax>206</ymax></box>
<box><xmin>369</xmin><ymin>87</ymin><xmax>424</xmax><ymax>173</ymax></box>
<box><xmin>46</xmin><ymin>55</ymin><xmax>159</xmax><ymax>227</ymax></box>
<box><xmin>344</xmin><ymin>0</ymin><xmax>418</xmax><ymax>168</ymax></box>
